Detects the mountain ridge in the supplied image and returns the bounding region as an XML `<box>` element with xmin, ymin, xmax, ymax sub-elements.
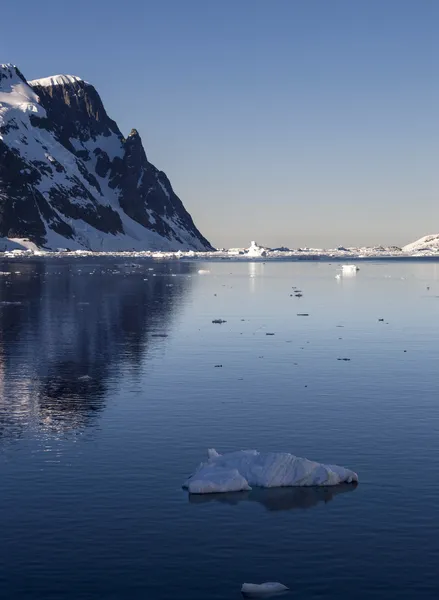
<box><xmin>0</xmin><ymin>63</ymin><xmax>212</xmax><ymax>251</ymax></box>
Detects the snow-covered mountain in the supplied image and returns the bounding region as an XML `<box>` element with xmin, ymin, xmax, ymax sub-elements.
<box><xmin>402</xmin><ymin>234</ymin><xmax>439</xmax><ymax>254</ymax></box>
<box><xmin>0</xmin><ymin>64</ymin><xmax>212</xmax><ymax>251</ymax></box>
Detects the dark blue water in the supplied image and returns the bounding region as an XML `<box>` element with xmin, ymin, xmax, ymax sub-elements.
<box><xmin>1</xmin><ymin>258</ymin><xmax>439</xmax><ymax>599</ymax></box>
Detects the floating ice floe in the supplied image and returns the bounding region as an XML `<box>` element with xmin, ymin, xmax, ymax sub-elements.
<box><xmin>197</xmin><ymin>269</ymin><xmax>211</xmax><ymax>274</ymax></box>
<box><xmin>183</xmin><ymin>449</ymin><xmax>358</xmax><ymax>494</ymax></box>
<box><xmin>241</xmin><ymin>582</ymin><xmax>289</xmax><ymax>597</ymax></box>
<box><xmin>341</xmin><ymin>264</ymin><xmax>359</xmax><ymax>273</ymax></box>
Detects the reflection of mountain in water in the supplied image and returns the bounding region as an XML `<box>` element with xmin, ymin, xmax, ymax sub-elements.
<box><xmin>189</xmin><ymin>483</ymin><xmax>357</xmax><ymax>512</ymax></box>
<box><xmin>0</xmin><ymin>259</ymin><xmax>194</xmax><ymax>437</ymax></box>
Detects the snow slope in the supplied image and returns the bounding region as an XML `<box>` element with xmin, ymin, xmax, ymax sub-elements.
<box><xmin>402</xmin><ymin>234</ymin><xmax>439</xmax><ymax>254</ymax></box>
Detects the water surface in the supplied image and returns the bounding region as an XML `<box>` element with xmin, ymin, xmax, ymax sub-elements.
<box><xmin>1</xmin><ymin>258</ymin><xmax>439</xmax><ymax>599</ymax></box>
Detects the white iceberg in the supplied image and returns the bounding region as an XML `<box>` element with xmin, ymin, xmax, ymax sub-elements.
<box><xmin>183</xmin><ymin>449</ymin><xmax>358</xmax><ymax>494</ymax></box>
<box><xmin>246</xmin><ymin>241</ymin><xmax>267</xmax><ymax>257</ymax></box>
<box><xmin>241</xmin><ymin>582</ymin><xmax>289</xmax><ymax>597</ymax></box>
<box><xmin>341</xmin><ymin>264</ymin><xmax>359</xmax><ymax>273</ymax></box>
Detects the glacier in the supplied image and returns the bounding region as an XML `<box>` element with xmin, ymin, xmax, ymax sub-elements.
<box><xmin>183</xmin><ymin>449</ymin><xmax>358</xmax><ymax>494</ymax></box>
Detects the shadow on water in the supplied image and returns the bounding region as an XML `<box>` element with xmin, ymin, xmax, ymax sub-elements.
<box><xmin>189</xmin><ymin>483</ymin><xmax>358</xmax><ymax>511</ymax></box>
<box><xmin>0</xmin><ymin>258</ymin><xmax>195</xmax><ymax>437</ymax></box>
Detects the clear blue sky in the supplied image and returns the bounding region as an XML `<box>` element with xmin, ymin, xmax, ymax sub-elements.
<box><xmin>1</xmin><ymin>0</ymin><xmax>438</xmax><ymax>248</ymax></box>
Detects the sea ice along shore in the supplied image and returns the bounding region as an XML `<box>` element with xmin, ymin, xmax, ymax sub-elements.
<box><xmin>1</xmin><ymin>236</ymin><xmax>439</xmax><ymax>259</ymax></box>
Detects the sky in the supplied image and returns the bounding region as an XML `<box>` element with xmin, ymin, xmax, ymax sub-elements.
<box><xmin>1</xmin><ymin>0</ymin><xmax>438</xmax><ymax>249</ymax></box>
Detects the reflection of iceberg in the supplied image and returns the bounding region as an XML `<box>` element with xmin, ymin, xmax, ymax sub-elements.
<box><xmin>184</xmin><ymin>449</ymin><xmax>358</xmax><ymax>494</ymax></box>
<box><xmin>242</xmin><ymin>582</ymin><xmax>289</xmax><ymax>597</ymax></box>
<box><xmin>188</xmin><ymin>482</ymin><xmax>357</xmax><ymax>511</ymax></box>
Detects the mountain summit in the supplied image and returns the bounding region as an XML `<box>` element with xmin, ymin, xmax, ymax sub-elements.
<box><xmin>0</xmin><ymin>64</ymin><xmax>212</xmax><ymax>251</ymax></box>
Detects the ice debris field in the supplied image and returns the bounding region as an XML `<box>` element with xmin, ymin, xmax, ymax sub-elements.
<box><xmin>183</xmin><ymin>449</ymin><xmax>358</xmax><ymax>494</ymax></box>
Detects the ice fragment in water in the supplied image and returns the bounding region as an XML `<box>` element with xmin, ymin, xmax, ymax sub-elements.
<box><xmin>341</xmin><ymin>264</ymin><xmax>359</xmax><ymax>273</ymax></box>
<box><xmin>241</xmin><ymin>582</ymin><xmax>289</xmax><ymax>597</ymax></box>
<box><xmin>183</xmin><ymin>449</ymin><xmax>358</xmax><ymax>494</ymax></box>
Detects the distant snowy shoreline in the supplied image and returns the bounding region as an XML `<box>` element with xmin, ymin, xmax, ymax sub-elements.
<box><xmin>1</xmin><ymin>249</ymin><xmax>439</xmax><ymax>261</ymax></box>
<box><xmin>1</xmin><ymin>237</ymin><xmax>439</xmax><ymax>260</ymax></box>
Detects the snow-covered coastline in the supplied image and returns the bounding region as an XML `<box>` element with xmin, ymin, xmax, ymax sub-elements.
<box><xmin>1</xmin><ymin>236</ymin><xmax>439</xmax><ymax>260</ymax></box>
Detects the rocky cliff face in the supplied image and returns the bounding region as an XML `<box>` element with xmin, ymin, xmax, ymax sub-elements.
<box><xmin>0</xmin><ymin>65</ymin><xmax>212</xmax><ymax>250</ymax></box>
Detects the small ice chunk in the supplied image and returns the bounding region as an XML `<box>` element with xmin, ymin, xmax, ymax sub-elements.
<box><xmin>198</xmin><ymin>269</ymin><xmax>210</xmax><ymax>274</ymax></box>
<box><xmin>184</xmin><ymin>449</ymin><xmax>358</xmax><ymax>494</ymax></box>
<box><xmin>341</xmin><ymin>264</ymin><xmax>359</xmax><ymax>273</ymax></box>
<box><xmin>241</xmin><ymin>582</ymin><xmax>289</xmax><ymax>597</ymax></box>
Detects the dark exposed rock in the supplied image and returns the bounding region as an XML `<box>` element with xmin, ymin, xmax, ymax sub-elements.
<box><xmin>0</xmin><ymin>139</ymin><xmax>71</xmax><ymax>243</ymax></box>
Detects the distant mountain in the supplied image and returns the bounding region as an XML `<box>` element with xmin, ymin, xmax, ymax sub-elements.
<box><xmin>0</xmin><ymin>64</ymin><xmax>212</xmax><ymax>251</ymax></box>
<box><xmin>403</xmin><ymin>235</ymin><xmax>439</xmax><ymax>254</ymax></box>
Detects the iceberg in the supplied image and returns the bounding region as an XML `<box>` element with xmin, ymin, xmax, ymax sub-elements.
<box><xmin>183</xmin><ymin>449</ymin><xmax>358</xmax><ymax>494</ymax></box>
<box><xmin>241</xmin><ymin>582</ymin><xmax>289</xmax><ymax>597</ymax></box>
<box><xmin>341</xmin><ymin>264</ymin><xmax>359</xmax><ymax>273</ymax></box>
<box><xmin>246</xmin><ymin>241</ymin><xmax>267</xmax><ymax>257</ymax></box>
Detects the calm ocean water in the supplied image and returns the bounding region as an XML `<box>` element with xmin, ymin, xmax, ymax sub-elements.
<box><xmin>1</xmin><ymin>258</ymin><xmax>439</xmax><ymax>599</ymax></box>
